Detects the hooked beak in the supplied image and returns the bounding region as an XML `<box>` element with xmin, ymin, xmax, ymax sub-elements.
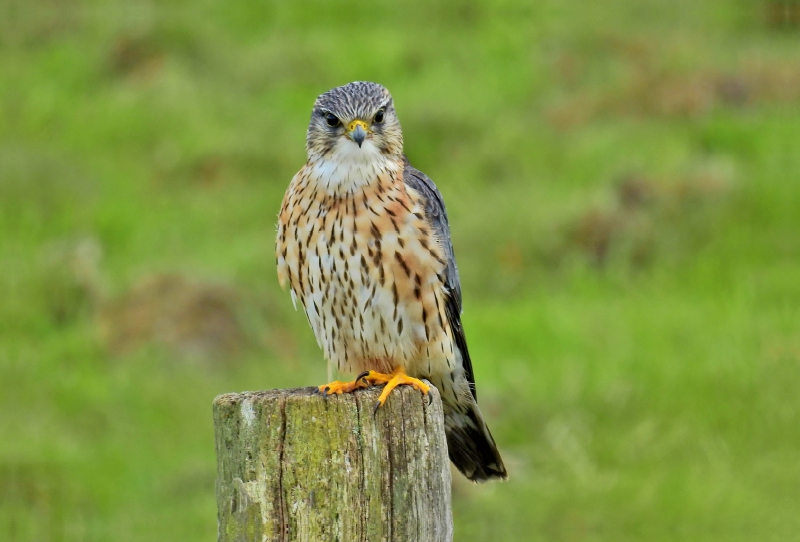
<box><xmin>346</xmin><ymin>120</ymin><xmax>369</xmax><ymax>148</ymax></box>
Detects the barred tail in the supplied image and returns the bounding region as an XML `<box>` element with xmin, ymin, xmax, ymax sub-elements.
<box><xmin>443</xmin><ymin>402</ymin><xmax>508</xmax><ymax>482</ymax></box>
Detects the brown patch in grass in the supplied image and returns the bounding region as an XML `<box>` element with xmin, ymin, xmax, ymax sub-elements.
<box><xmin>546</xmin><ymin>54</ymin><xmax>800</xmax><ymax>128</ymax></box>
<box><xmin>765</xmin><ymin>1</ymin><xmax>800</xmax><ymax>30</ymax></box>
<box><xmin>192</xmin><ymin>154</ymin><xmax>227</xmax><ymax>186</ymax></box>
<box><xmin>99</xmin><ymin>273</ymin><xmax>246</xmax><ymax>362</ymax></box>
<box><xmin>497</xmin><ymin>242</ymin><xmax>525</xmax><ymax>274</ymax></box>
<box><xmin>564</xmin><ymin>167</ymin><xmax>733</xmax><ymax>267</ymax></box>
<box><xmin>108</xmin><ymin>34</ymin><xmax>164</xmax><ymax>83</ymax></box>
<box><xmin>569</xmin><ymin>208</ymin><xmax>622</xmax><ymax>266</ymax></box>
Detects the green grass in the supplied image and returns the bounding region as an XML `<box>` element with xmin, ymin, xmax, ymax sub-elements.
<box><xmin>4</xmin><ymin>1</ymin><xmax>800</xmax><ymax>540</ymax></box>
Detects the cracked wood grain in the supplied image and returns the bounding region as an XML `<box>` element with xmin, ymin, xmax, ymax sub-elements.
<box><xmin>213</xmin><ymin>385</ymin><xmax>453</xmax><ymax>542</ymax></box>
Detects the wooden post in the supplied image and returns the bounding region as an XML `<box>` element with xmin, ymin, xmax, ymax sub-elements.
<box><xmin>213</xmin><ymin>385</ymin><xmax>453</xmax><ymax>542</ymax></box>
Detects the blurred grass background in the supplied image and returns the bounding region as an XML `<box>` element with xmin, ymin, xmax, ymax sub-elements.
<box><xmin>4</xmin><ymin>0</ymin><xmax>800</xmax><ymax>540</ymax></box>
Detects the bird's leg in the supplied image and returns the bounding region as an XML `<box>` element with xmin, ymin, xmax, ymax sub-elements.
<box><xmin>373</xmin><ymin>367</ymin><xmax>430</xmax><ymax>408</ymax></box>
<box><xmin>317</xmin><ymin>376</ymin><xmax>370</xmax><ymax>395</ymax></box>
<box><xmin>318</xmin><ymin>367</ymin><xmax>430</xmax><ymax>405</ymax></box>
<box><xmin>353</xmin><ymin>370</ymin><xmax>393</xmax><ymax>386</ymax></box>
<box><xmin>317</xmin><ymin>369</ymin><xmax>391</xmax><ymax>395</ymax></box>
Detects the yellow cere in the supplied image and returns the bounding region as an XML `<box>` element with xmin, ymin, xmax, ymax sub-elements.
<box><xmin>346</xmin><ymin>119</ymin><xmax>370</xmax><ymax>133</ymax></box>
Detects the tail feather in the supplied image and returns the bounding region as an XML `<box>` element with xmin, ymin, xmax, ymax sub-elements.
<box><xmin>444</xmin><ymin>402</ymin><xmax>507</xmax><ymax>482</ymax></box>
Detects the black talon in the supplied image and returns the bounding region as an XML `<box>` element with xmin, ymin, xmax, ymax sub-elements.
<box><xmin>373</xmin><ymin>401</ymin><xmax>381</xmax><ymax>415</ymax></box>
<box><xmin>355</xmin><ymin>370</ymin><xmax>371</xmax><ymax>385</ymax></box>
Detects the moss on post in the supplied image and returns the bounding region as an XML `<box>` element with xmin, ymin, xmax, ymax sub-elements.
<box><xmin>213</xmin><ymin>385</ymin><xmax>453</xmax><ymax>541</ymax></box>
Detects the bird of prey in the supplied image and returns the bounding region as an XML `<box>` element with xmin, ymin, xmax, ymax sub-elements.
<box><xmin>276</xmin><ymin>81</ymin><xmax>507</xmax><ymax>482</ymax></box>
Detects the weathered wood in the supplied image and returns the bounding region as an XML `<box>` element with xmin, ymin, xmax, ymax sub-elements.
<box><xmin>213</xmin><ymin>385</ymin><xmax>453</xmax><ymax>542</ymax></box>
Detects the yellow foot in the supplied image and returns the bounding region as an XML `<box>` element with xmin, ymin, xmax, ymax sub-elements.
<box><xmin>373</xmin><ymin>367</ymin><xmax>430</xmax><ymax>408</ymax></box>
<box><xmin>317</xmin><ymin>378</ymin><xmax>368</xmax><ymax>395</ymax></box>
<box><xmin>317</xmin><ymin>370</ymin><xmax>392</xmax><ymax>395</ymax></box>
<box><xmin>317</xmin><ymin>368</ymin><xmax>430</xmax><ymax>408</ymax></box>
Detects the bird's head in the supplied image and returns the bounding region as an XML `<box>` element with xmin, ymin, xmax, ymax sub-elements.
<box><xmin>306</xmin><ymin>82</ymin><xmax>404</xmax><ymax>162</ymax></box>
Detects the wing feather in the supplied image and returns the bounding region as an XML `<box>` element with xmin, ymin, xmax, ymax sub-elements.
<box><xmin>402</xmin><ymin>157</ymin><xmax>477</xmax><ymax>400</ymax></box>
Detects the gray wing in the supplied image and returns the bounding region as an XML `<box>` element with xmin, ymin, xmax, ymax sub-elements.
<box><xmin>402</xmin><ymin>157</ymin><xmax>477</xmax><ymax>400</ymax></box>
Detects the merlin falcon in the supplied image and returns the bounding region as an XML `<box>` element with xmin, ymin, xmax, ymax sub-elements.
<box><xmin>276</xmin><ymin>81</ymin><xmax>507</xmax><ymax>482</ymax></box>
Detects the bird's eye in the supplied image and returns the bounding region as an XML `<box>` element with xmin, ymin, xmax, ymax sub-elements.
<box><xmin>374</xmin><ymin>108</ymin><xmax>385</xmax><ymax>124</ymax></box>
<box><xmin>324</xmin><ymin>113</ymin><xmax>340</xmax><ymax>127</ymax></box>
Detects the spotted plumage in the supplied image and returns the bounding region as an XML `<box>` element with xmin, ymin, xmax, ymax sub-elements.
<box><xmin>276</xmin><ymin>81</ymin><xmax>507</xmax><ymax>482</ymax></box>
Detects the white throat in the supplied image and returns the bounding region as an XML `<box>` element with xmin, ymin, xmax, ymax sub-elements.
<box><xmin>308</xmin><ymin>138</ymin><xmax>400</xmax><ymax>196</ymax></box>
